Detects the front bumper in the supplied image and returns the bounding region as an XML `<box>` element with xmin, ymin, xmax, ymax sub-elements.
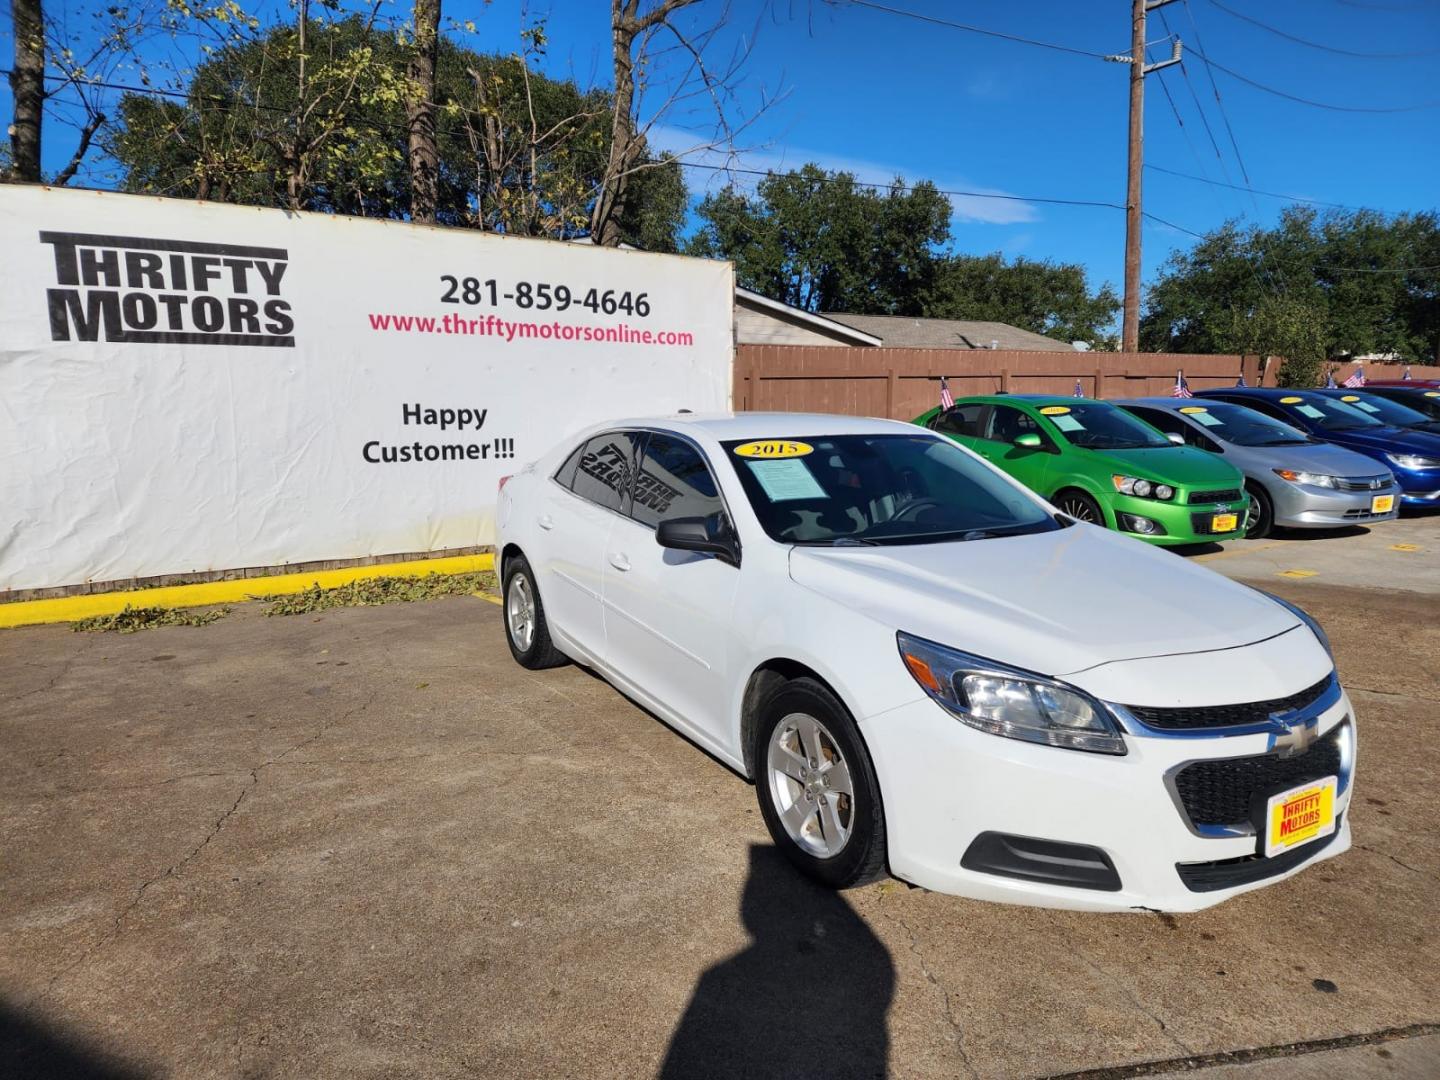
<box><xmin>1103</xmin><ymin>493</ymin><xmax>1248</xmax><ymax>545</ymax></box>
<box><xmin>861</xmin><ymin>684</ymin><xmax>1354</xmax><ymax>913</ymax></box>
<box><xmin>1268</xmin><ymin>481</ymin><xmax>1401</xmax><ymax>528</ymax></box>
<box><xmin>1398</xmin><ymin>483</ymin><xmax>1440</xmax><ymax>507</ymax></box>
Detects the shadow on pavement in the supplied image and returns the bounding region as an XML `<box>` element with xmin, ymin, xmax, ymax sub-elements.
<box><xmin>658</xmin><ymin>844</ymin><xmax>895</xmax><ymax>1080</ymax></box>
<box><xmin>0</xmin><ymin>1002</ymin><xmax>148</xmax><ymax>1080</ymax></box>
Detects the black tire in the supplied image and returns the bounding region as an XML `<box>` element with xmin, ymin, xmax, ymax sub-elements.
<box><xmin>1244</xmin><ymin>483</ymin><xmax>1274</xmax><ymax>539</ymax></box>
<box><xmin>752</xmin><ymin>677</ymin><xmax>888</xmax><ymax>889</ymax></box>
<box><xmin>501</xmin><ymin>554</ymin><xmax>568</xmax><ymax>670</ymax></box>
<box><xmin>1055</xmin><ymin>488</ymin><xmax>1105</xmax><ymax>527</ymax></box>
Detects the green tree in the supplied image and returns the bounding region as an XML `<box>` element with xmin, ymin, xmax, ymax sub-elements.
<box><xmin>1141</xmin><ymin>207</ymin><xmax>1440</xmax><ymax>364</ymax></box>
<box><xmin>924</xmin><ymin>254</ymin><xmax>1120</xmax><ymax>347</ymax></box>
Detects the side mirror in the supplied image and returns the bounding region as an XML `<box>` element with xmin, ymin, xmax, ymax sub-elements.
<box><xmin>1014</xmin><ymin>433</ymin><xmax>1043</xmax><ymax>449</ymax></box>
<box><xmin>656</xmin><ymin>516</ymin><xmax>740</xmax><ymax>567</ymax></box>
<box><xmin>1166</xmin><ymin>432</ymin><xmax>1185</xmax><ymax>445</ymax></box>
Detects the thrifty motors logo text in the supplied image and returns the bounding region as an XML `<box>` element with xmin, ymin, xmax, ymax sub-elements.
<box><xmin>41</xmin><ymin>232</ymin><xmax>296</xmax><ymax>347</ymax></box>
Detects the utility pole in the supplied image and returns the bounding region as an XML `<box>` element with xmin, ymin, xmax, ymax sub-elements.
<box><xmin>1110</xmin><ymin>0</ymin><xmax>1181</xmax><ymax>353</ymax></box>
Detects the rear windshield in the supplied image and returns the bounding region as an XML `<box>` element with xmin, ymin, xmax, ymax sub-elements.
<box><xmin>1176</xmin><ymin>403</ymin><xmax>1311</xmax><ymax>446</ymax></box>
<box><xmin>1037</xmin><ymin>402</ymin><xmax>1172</xmax><ymax>450</ymax></box>
<box><xmin>722</xmin><ymin>434</ymin><xmax>1059</xmax><ymax>546</ymax></box>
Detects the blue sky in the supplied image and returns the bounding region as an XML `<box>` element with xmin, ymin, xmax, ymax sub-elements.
<box><xmin>4</xmin><ymin>0</ymin><xmax>1438</xmax><ymax>295</ymax></box>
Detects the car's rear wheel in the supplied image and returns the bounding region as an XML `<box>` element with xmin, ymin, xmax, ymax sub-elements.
<box><xmin>1244</xmin><ymin>483</ymin><xmax>1274</xmax><ymax>539</ymax></box>
<box><xmin>1055</xmin><ymin>489</ymin><xmax>1104</xmax><ymax>526</ymax></box>
<box><xmin>753</xmin><ymin>678</ymin><xmax>887</xmax><ymax>889</ymax></box>
<box><xmin>502</xmin><ymin>554</ymin><xmax>568</xmax><ymax>670</ymax></box>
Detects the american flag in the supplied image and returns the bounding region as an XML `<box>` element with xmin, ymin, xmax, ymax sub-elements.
<box><xmin>1403</xmin><ymin>365</ymin><xmax>1413</xmax><ymax>381</ymax></box>
<box><xmin>1236</xmin><ymin>371</ymin><xmax>1248</xmax><ymax>387</ymax></box>
<box><xmin>939</xmin><ymin>375</ymin><xmax>954</xmax><ymax>410</ymax></box>
<box><xmin>1171</xmin><ymin>371</ymin><xmax>1193</xmax><ymax>399</ymax></box>
<box><xmin>1325</xmin><ymin>368</ymin><xmax>1337</xmax><ymax>388</ymax></box>
<box><xmin>1073</xmin><ymin>379</ymin><xmax>1085</xmax><ymax>398</ymax></box>
<box><xmin>1343</xmin><ymin>364</ymin><xmax>1365</xmax><ymax>388</ymax></box>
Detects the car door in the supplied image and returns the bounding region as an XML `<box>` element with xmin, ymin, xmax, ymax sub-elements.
<box><xmin>600</xmin><ymin>431</ymin><xmax>740</xmax><ymax>749</ymax></box>
<box><xmin>534</xmin><ymin>431</ymin><xmax>638</xmax><ymax>662</ymax></box>
<box><xmin>975</xmin><ymin>403</ymin><xmax>1055</xmax><ymax>494</ymax></box>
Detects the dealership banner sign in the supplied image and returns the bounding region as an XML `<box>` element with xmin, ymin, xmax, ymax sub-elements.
<box><xmin>0</xmin><ymin>186</ymin><xmax>734</xmax><ymax>592</ymax></box>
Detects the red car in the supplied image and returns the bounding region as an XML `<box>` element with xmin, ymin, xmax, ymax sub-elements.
<box><xmin>1367</xmin><ymin>378</ymin><xmax>1440</xmax><ymax>388</ymax></box>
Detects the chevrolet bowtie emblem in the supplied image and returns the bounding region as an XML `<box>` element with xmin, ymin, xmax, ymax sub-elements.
<box><xmin>1271</xmin><ymin>720</ymin><xmax>1318</xmax><ymax>759</ymax></box>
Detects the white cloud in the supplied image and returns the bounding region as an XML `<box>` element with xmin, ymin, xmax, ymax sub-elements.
<box><xmin>645</xmin><ymin>124</ymin><xmax>1040</xmax><ymax>226</ymax></box>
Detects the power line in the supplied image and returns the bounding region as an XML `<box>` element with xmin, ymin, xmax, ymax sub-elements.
<box><xmin>5</xmin><ymin>68</ymin><xmax>1128</xmax><ymax>211</ymax></box>
<box><xmin>844</xmin><ymin>0</ymin><xmax>1109</xmax><ymax>60</ymax></box>
<box><xmin>1320</xmin><ymin>262</ymin><xmax>1440</xmax><ymax>274</ymax></box>
<box><xmin>1187</xmin><ymin>45</ymin><xmax>1440</xmax><ymax>112</ymax></box>
<box><xmin>1145</xmin><ymin>162</ymin><xmax>1366</xmax><ymax>210</ymax></box>
<box><xmin>1179</xmin><ymin>3</ymin><xmax>1254</xmax><ymax>188</ymax></box>
<box><xmin>1206</xmin><ymin>0</ymin><xmax>1440</xmax><ymax>59</ymax></box>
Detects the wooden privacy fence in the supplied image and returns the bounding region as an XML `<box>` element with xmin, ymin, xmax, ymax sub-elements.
<box><xmin>734</xmin><ymin>346</ymin><xmax>1268</xmax><ymax>419</ymax></box>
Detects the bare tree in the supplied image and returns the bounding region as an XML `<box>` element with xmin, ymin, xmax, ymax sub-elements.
<box><xmin>407</xmin><ymin>0</ymin><xmax>442</xmax><ymax>222</ymax></box>
<box><xmin>8</xmin><ymin>0</ymin><xmax>45</xmax><ymax>181</ymax></box>
<box><xmin>590</xmin><ymin>0</ymin><xmax>768</xmax><ymax>246</ymax></box>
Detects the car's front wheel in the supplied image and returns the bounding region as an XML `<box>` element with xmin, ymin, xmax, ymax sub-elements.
<box><xmin>753</xmin><ymin>678</ymin><xmax>887</xmax><ymax>889</ymax></box>
<box><xmin>1244</xmin><ymin>483</ymin><xmax>1274</xmax><ymax>539</ymax></box>
<box><xmin>502</xmin><ymin>554</ymin><xmax>568</xmax><ymax>670</ymax></box>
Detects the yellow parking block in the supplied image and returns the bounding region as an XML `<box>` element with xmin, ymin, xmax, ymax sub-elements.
<box><xmin>0</xmin><ymin>554</ymin><xmax>495</xmax><ymax>630</ymax></box>
<box><xmin>1277</xmin><ymin>569</ymin><xmax>1319</xmax><ymax>580</ymax></box>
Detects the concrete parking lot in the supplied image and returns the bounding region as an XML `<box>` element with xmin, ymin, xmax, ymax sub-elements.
<box><xmin>2</xmin><ymin>519</ymin><xmax>1438</xmax><ymax>1079</ymax></box>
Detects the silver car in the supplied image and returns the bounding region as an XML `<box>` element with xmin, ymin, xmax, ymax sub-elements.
<box><xmin>1115</xmin><ymin>397</ymin><xmax>1399</xmax><ymax>538</ymax></box>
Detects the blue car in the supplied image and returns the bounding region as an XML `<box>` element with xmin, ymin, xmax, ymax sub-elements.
<box><xmin>1314</xmin><ymin>388</ymin><xmax>1440</xmax><ymax>437</ymax></box>
<box><xmin>1360</xmin><ymin>385</ymin><xmax>1440</xmax><ymax>423</ymax></box>
<box><xmin>1196</xmin><ymin>387</ymin><xmax>1440</xmax><ymax>510</ymax></box>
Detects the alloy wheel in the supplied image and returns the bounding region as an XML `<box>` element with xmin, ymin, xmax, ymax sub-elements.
<box><xmin>1058</xmin><ymin>495</ymin><xmax>1099</xmax><ymax>523</ymax></box>
<box><xmin>766</xmin><ymin>712</ymin><xmax>855</xmax><ymax>858</ymax></box>
<box><xmin>507</xmin><ymin>572</ymin><xmax>536</xmax><ymax>652</ymax></box>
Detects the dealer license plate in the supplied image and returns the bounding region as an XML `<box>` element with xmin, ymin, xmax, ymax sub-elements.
<box><xmin>1211</xmin><ymin>512</ymin><xmax>1238</xmax><ymax>533</ymax></box>
<box><xmin>1371</xmin><ymin>494</ymin><xmax>1394</xmax><ymax>514</ymax></box>
<box><xmin>1264</xmin><ymin>776</ymin><xmax>1338</xmax><ymax>858</ymax></box>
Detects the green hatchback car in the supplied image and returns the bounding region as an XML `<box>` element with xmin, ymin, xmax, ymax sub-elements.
<box><xmin>915</xmin><ymin>395</ymin><xmax>1250</xmax><ymax>545</ymax></box>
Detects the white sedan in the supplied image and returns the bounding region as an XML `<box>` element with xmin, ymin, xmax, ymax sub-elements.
<box><xmin>495</xmin><ymin>414</ymin><xmax>1355</xmax><ymax>912</ymax></box>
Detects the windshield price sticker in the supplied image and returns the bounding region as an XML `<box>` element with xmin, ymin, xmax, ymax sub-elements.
<box><xmin>1353</xmin><ymin>401</ymin><xmax>1380</xmax><ymax>413</ymax></box>
<box><xmin>1179</xmin><ymin>406</ymin><xmax>1207</xmax><ymax>414</ymax></box>
<box><xmin>1039</xmin><ymin>406</ymin><xmax>1071</xmax><ymax>416</ymax></box>
<box><xmin>1193</xmin><ymin>413</ymin><xmax>1223</xmax><ymax>427</ymax></box>
<box><xmin>733</xmin><ymin>440</ymin><xmax>813</xmax><ymax>459</ymax></box>
<box><xmin>1297</xmin><ymin>404</ymin><xmax>1326</xmax><ymax>419</ymax></box>
<box><xmin>747</xmin><ymin>459</ymin><xmax>828</xmax><ymax>501</ymax></box>
<box><xmin>1051</xmin><ymin>415</ymin><xmax>1084</xmax><ymax>432</ymax></box>
<box><xmin>1340</xmin><ymin>395</ymin><xmax>1360</xmax><ymax>402</ymax></box>
<box><xmin>1427</xmin><ymin>391</ymin><xmax>1440</xmax><ymax>398</ymax></box>
<box><xmin>1279</xmin><ymin>396</ymin><xmax>1304</xmax><ymax>404</ymax></box>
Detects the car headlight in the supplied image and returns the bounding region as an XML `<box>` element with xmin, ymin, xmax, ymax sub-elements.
<box><xmin>1257</xmin><ymin>592</ymin><xmax>1333</xmax><ymax>658</ymax></box>
<box><xmin>1385</xmin><ymin>453</ymin><xmax>1440</xmax><ymax>470</ymax></box>
<box><xmin>1273</xmin><ymin>468</ymin><xmax>1339</xmax><ymax>488</ymax></box>
<box><xmin>896</xmin><ymin>632</ymin><xmax>1126</xmax><ymax>755</ymax></box>
<box><xmin>1112</xmin><ymin>475</ymin><xmax>1172</xmax><ymax>500</ymax></box>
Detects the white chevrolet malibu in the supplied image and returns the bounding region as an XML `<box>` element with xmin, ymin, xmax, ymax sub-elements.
<box><xmin>495</xmin><ymin>414</ymin><xmax>1354</xmax><ymax>912</ymax></box>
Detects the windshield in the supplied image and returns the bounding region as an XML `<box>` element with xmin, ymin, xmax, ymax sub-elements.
<box><xmin>1178</xmin><ymin>402</ymin><xmax>1311</xmax><ymax>446</ymax></box>
<box><xmin>1276</xmin><ymin>394</ymin><xmax>1385</xmax><ymax>431</ymax></box>
<box><xmin>1327</xmin><ymin>392</ymin><xmax>1435</xmax><ymax>429</ymax></box>
<box><xmin>722</xmin><ymin>434</ymin><xmax>1060</xmax><ymax>546</ymax></box>
<box><xmin>1040</xmin><ymin>401</ymin><xmax>1172</xmax><ymax>450</ymax></box>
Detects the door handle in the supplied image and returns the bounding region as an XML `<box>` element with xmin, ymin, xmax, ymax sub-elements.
<box><xmin>608</xmin><ymin>552</ymin><xmax>631</xmax><ymax>572</ymax></box>
<box><xmin>537</xmin><ymin>514</ymin><xmax>554</xmax><ymax>530</ymax></box>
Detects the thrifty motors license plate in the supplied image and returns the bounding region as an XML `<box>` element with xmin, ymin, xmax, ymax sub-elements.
<box><xmin>1211</xmin><ymin>513</ymin><xmax>1239</xmax><ymax>533</ymax></box>
<box><xmin>1264</xmin><ymin>776</ymin><xmax>1338</xmax><ymax>858</ymax></box>
<box><xmin>1372</xmin><ymin>494</ymin><xmax>1395</xmax><ymax>513</ymax></box>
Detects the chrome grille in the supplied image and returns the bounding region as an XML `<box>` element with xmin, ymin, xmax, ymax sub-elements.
<box><xmin>1337</xmin><ymin>475</ymin><xmax>1390</xmax><ymax>492</ymax></box>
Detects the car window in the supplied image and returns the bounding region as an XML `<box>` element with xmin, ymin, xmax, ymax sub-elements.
<box><xmin>933</xmin><ymin>403</ymin><xmax>987</xmax><ymax>437</ymax></box>
<box><xmin>1210</xmin><ymin>395</ymin><xmax>1287</xmax><ymax>423</ymax></box>
<box><xmin>1329</xmin><ymin>393</ymin><xmax>1430</xmax><ymax>427</ymax></box>
<box><xmin>570</xmin><ymin>431</ymin><xmax>642</xmax><ymax>513</ymax></box>
<box><xmin>1275</xmin><ymin>395</ymin><xmax>1384</xmax><ymax>431</ymax></box>
<box><xmin>722</xmin><ymin>434</ymin><xmax>1059</xmax><ymax>546</ymax></box>
<box><xmin>1038</xmin><ymin>402</ymin><xmax>1171</xmax><ymax>450</ymax></box>
<box><xmin>1175</xmin><ymin>402</ymin><xmax>1310</xmax><ymax>446</ymax></box>
<box><xmin>554</xmin><ymin>442</ymin><xmax>585</xmax><ymax>488</ymax></box>
<box><xmin>985</xmin><ymin>405</ymin><xmax>1046</xmax><ymax>445</ymax></box>
<box><xmin>629</xmin><ymin>433</ymin><xmax>725</xmax><ymax>528</ymax></box>
<box><xmin>1127</xmin><ymin>406</ymin><xmax>1220</xmax><ymax>451</ymax></box>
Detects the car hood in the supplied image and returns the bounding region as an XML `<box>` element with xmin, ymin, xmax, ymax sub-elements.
<box><xmin>1240</xmin><ymin>439</ymin><xmax>1393</xmax><ymax>477</ymax></box>
<box><xmin>1084</xmin><ymin>445</ymin><xmax>1240</xmax><ymax>487</ymax></box>
<box><xmin>1317</xmin><ymin>425</ymin><xmax>1440</xmax><ymax>457</ymax></box>
<box><xmin>788</xmin><ymin>524</ymin><xmax>1298</xmax><ymax>679</ymax></box>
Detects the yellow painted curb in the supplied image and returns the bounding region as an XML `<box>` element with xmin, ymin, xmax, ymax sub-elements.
<box><xmin>0</xmin><ymin>554</ymin><xmax>495</xmax><ymax>630</ymax></box>
<box><xmin>1277</xmin><ymin>568</ymin><xmax>1319</xmax><ymax>580</ymax></box>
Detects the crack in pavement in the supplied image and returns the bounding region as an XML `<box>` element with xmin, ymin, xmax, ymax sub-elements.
<box><xmin>41</xmin><ymin>689</ymin><xmax>379</xmax><ymax>1002</ymax></box>
<box><xmin>1065</xmin><ymin>942</ymin><xmax>1193</xmax><ymax>1058</ymax></box>
<box><xmin>9</xmin><ymin>636</ymin><xmax>100</xmax><ymax>705</ymax></box>
<box><xmin>884</xmin><ymin>909</ymin><xmax>978</xmax><ymax>1079</ymax></box>
<box><xmin>1345</xmin><ymin>684</ymin><xmax>1440</xmax><ymax>707</ymax></box>
<box><xmin>1357</xmin><ymin>843</ymin><xmax>1426</xmax><ymax>876</ymax></box>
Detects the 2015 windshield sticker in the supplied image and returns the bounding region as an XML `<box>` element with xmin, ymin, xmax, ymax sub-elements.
<box><xmin>733</xmin><ymin>440</ymin><xmax>813</xmax><ymax>459</ymax></box>
<box><xmin>1179</xmin><ymin>406</ymin><xmax>1208</xmax><ymax>414</ymax></box>
<box><xmin>1039</xmin><ymin>406</ymin><xmax>1071</xmax><ymax>416</ymax></box>
<box><xmin>1280</xmin><ymin>396</ymin><xmax>1304</xmax><ymax>404</ymax></box>
<box><xmin>1341</xmin><ymin>395</ymin><xmax>1361</xmax><ymax>402</ymax></box>
<box><xmin>747</xmin><ymin>459</ymin><xmax>827</xmax><ymax>501</ymax></box>
<box><xmin>1427</xmin><ymin>391</ymin><xmax>1440</xmax><ymax>398</ymax></box>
